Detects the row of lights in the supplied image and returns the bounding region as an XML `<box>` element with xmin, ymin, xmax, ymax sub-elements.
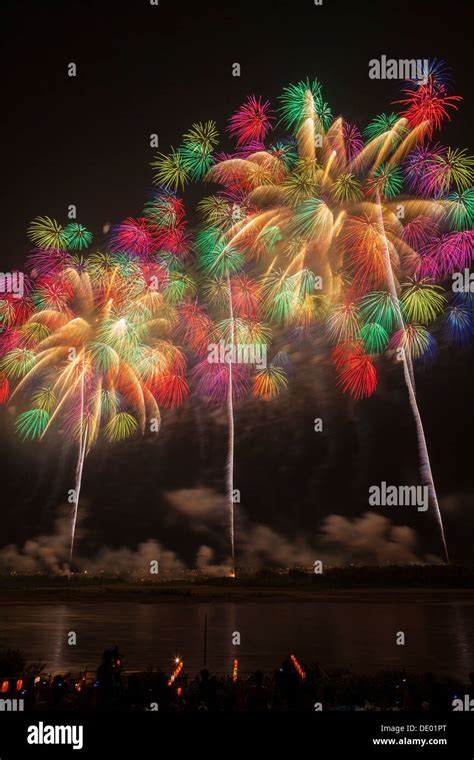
<box><xmin>1</xmin><ymin>679</ymin><xmax>23</xmax><ymax>692</ymax></box>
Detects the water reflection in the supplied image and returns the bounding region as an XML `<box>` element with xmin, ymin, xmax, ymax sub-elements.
<box><xmin>3</xmin><ymin>601</ymin><xmax>473</xmax><ymax>680</ymax></box>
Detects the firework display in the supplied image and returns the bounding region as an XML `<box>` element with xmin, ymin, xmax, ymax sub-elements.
<box><xmin>0</xmin><ymin>217</ymin><xmax>190</xmax><ymax>564</ymax></box>
<box><xmin>3</xmin><ymin>0</ymin><xmax>474</xmax><ymax>745</ymax></box>
<box><xmin>1</xmin><ymin>65</ymin><xmax>472</xmax><ymax>568</ymax></box>
<box><xmin>151</xmin><ymin>67</ymin><xmax>472</xmax><ymax>562</ymax></box>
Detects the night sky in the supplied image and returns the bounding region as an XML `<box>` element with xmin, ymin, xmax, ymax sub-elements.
<box><xmin>1</xmin><ymin>0</ymin><xmax>473</xmax><ymax>569</ymax></box>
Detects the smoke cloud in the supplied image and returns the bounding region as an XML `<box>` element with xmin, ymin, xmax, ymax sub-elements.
<box><xmin>0</xmin><ymin>488</ymin><xmax>434</xmax><ymax>574</ymax></box>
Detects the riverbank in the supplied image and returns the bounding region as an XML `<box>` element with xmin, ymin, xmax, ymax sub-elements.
<box><xmin>1</xmin><ymin>582</ymin><xmax>474</xmax><ymax>605</ymax></box>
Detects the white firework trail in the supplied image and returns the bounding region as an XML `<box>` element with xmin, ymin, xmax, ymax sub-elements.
<box><xmin>376</xmin><ymin>195</ymin><xmax>449</xmax><ymax>562</ymax></box>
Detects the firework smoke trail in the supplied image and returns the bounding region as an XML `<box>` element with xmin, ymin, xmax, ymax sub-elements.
<box><xmin>70</xmin><ymin>422</ymin><xmax>88</xmax><ymax>570</ymax></box>
<box><xmin>376</xmin><ymin>195</ymin><xmax>449</xmax><ymax>562</ymax></box>
<box><xmin>225</xmin><ymin>271</ymin><xmax>236</xmax><ymax>567</ymax></box>
<box><xmin>69</xmin><ymin>351</ymin><xmax>87</xmax><ymax>570</ymax></box>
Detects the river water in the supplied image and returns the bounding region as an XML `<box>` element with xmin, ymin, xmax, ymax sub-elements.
<box><xmin>1</xmin><ymin>600</ymin><xmax>473</xmax><ymax>679</ymax></box>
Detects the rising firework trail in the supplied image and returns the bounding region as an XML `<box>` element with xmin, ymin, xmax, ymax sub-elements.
<box><xmin>0</xmin><ymin>219</ymin><xmax>190</xmax><ymax>567</ymax></box>
<box><xmin>376</xmin><ymin>194</ymin><xmax>449</xmax><ymax>562</ymax></box>
<box><xmin>164</xmin><ymin>65</ymin><xmax>471</xmax><ymax>562</ymax></box>
<box><xmin>69</xmin><ymin>352</ymin><xmax>88</xmax><ymax>569</ymax></box>
<box><xmin>225</xmin><ymin>270</ymin><xmax>236</xmax><ymax>566</ymax></box>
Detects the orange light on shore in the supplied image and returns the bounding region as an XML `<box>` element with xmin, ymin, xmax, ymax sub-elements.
<box><xmin>232</xmin><ymin>659</ymin><xmax>238</xmax><ymax>682</ymax></box>
<box><xmin>1</xmin><ymin>680</ymin><xmax>8</xmax><ymax>693</ymax></box>
<box><xmin>290</xmin><ymin>654</ymin><xmax>305</xmax><ymax>680</ymax></box>
<box><xmin>168</xmin><ymin>660</ymin><xmax>183</xmax><ymax>686</ymax></box>
<box><xmin>15</xmin><ymin>679</ymin><xmax>23</xmax><ymax>692</ymax></box>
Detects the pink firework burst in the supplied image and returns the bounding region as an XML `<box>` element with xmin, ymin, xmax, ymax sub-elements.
<box><xmin>110</xmin><ymin>217</ymin><xmax>157</xmax><ymax>258</ymax></box>
<box><xmin>27</xmin><ymin>248</ymin><xmax>72</xmax><ymax>278</ymax></box>
<box><xmin>419</xmin><ymin>231</ymin><xmax>474</xmax><ymax>278</ymax></box>
<box><xmin>436</xmin><ymin>231</ymin><xmax>474</xmax><ymax>274</ymax></box>
<box><xmin>155</xmin><ymin>224</ymin><xmax>193</xmax><ymax>262</ymax></box>
<box><xmin>0</xmin><ymin>329</ymin><xmax>23</xmax><ymax>358</ymax></box>
<box><xmin>342</xmin><ymin>122</ymin><xmax>364</xmax><ymax>162</ymax></box>
<box><xmin>192</xmin><ymin>359</ymin><xmax>250</xmax><ymax>403</ymax></box>
<box><xmin>403</xmin><ymin>144</ymin><xmax>447</xmax><ymax>194</ymax></box>
<box><xmin>401</xmin><ymin>216</ymin><xmax>441</xmax><ymax>252</ymax></box>
<box><xmin>144</xmin><ymin>191</ymin><xmax>186</xmax><ymax>230</ymax></box>
<box><xmin>227</xmin><ymin>95</ymin><xmax>275</xmax><ymax>146</ymax></box>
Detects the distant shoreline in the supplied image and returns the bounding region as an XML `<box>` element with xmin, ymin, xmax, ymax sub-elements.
<box><xmin>1</xmin><ymin>585</ymin><xmax>474</xmax><ymax>605</ymax></box>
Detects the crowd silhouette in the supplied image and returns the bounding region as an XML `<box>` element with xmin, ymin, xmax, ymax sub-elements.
<box><xmin>24</xmin><ymin>646</ymin><xmax>474</xmax><ymax>712</ymax></box>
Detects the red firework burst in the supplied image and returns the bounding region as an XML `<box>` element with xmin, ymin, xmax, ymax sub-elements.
<box><xmin>110</xmin><ymin>217</ymin><xmax>158</xmax><ymax>258</ymax></box>
<box><xmin>230</xmin><ymin>275</ymin><xmax>261</xmax><ymax>319</ymax></box>
<box><xmin>336</xmin><ymin>352</ymin><xmax>377</xmax><ymax>399</ymax></box>
<box><xmin>395</xmin><ymin>78</ymin><xmax>461</xmax><ymax>138</ymax></box>
<box><xmin>227</xmin><ymin>95</ymin><xmax>275</xmax><ymax>146</ymax></box>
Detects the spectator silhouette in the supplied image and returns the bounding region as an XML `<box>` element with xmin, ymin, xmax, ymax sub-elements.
<box><xmin>96</xmin><ymin>649</ymin><xmax>117</xmax><ymax>707</ymax></box>
<box><xmin>197</xmin><ymin>668</ymin><xmax>217</xmax><ymax>711</ymax></box>
<box><xmin>51</xmin><ymin>674</ymin><xmax>66</xmax><ymax>707</ymax></box>
<box><xmin>245</xmin><ymin>670</ymin><xmax>269</xmax><ymax>712</ymax></box>
<box><xmin>275</xmin><ymin>659</ymin><xmax>300</xmax><ymax>710</ymax></box>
